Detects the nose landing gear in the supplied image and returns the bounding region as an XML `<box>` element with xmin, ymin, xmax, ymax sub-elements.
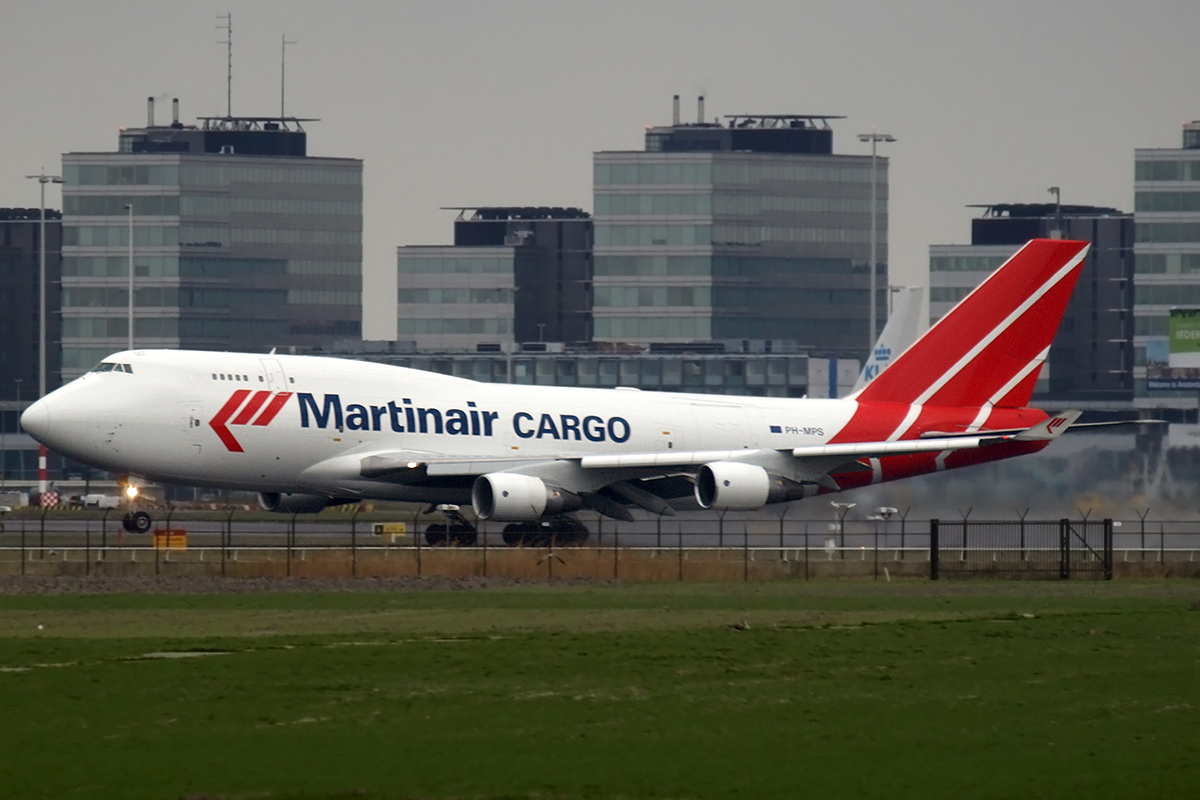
<box><xmin>122</xmin><ymin>510</ymin><xmax>152</xmax><ymax>533</ymax></box>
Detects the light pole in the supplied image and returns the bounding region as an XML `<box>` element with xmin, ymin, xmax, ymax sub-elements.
<box><xmin>125</xmin><ymin>204</ymin><xmax>134</xmax><ymax>350</ymax></box>
<box><xmin>2</xmin><ymin>393</ymin><xmax>6</xmax><ymax>489</ymax></box>
<box><xmin>24</xmin><ymin>172</ymin><xmax>62</xmax><ymax>399</ymax></box>
<box><xmin>856</xmin><ymin>132</ymin><xmax>895</xmax><ymax>352</ymax></box>
<box><xmin>831</xmin><ymin>500</ymin><xmax>856</xmax><ymax>557</ymax></box>
<box><xmin>13</xmin><ymin>380</ymin><xmax>21</xmax><ymax>483</ymax></box>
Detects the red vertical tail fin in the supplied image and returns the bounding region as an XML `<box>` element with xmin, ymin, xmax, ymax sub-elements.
<box><xmin>852</xmin><ymin>239</ymin><xmax>1089</xmax><ymax>409</ymax></box>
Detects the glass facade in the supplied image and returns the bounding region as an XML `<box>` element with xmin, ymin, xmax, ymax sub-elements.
<box><xmin>322</xmin><ymin>349</ymin><xmax>810</xmax><ymax>398</ymax></box>
<box><xmin>60</xmin><ymin>151</ymin><xmax>362</xmax><ymax>377</ymax></box>
<box><xmin>1133</xmin><ymin>145</ymin><xmax>1200</xmax><ymax>400</ymax></box>
<box><xmin>592</xmin><ymin>149</ymin><xmax>884</xmax><ymax>358</ymax></box>
<box><xmin>396</xmin><ymin>247</ymin><xmax>517</xmax><ymax>351</ymax></box>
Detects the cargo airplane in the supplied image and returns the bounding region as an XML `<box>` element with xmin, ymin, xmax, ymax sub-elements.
<box><xmin>22</xmin><ymin>239</ymin><xmax>1089</xmax><ymax>543</ymax></box>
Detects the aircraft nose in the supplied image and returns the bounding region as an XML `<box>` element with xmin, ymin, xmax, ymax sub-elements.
<box><xmin>20</xmin><ymin>398</ymin><xmax>50</xmax><ymax>441</ymax></box>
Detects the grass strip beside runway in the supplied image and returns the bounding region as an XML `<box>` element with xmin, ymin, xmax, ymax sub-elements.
<box><xmin>0</xmin><ymin>582</ymin><xmax>1197</xmax><ymax>800</ymax></box>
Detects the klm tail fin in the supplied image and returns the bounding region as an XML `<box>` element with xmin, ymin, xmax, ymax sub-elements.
<box><xmin>851</xmin><ymin>239</ymin><xmax>1089</xmax><ymax>409</ymax></box>
<box><xmin>851</xmin><ymin>286</ymin><xmax>923</xmax><ymax>394</ymax></box>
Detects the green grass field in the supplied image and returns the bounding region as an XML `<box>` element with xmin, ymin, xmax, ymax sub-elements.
<box><xmin>1</xmin><ymin>582</ymin><xmax>1198</xmax><ymax>800</ymax></box>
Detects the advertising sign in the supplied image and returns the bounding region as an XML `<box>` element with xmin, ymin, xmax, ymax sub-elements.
<box><xmin>1147</xmin><ymin>308</ymin><xmax>1200</xmax><ymax>390</ymax></box>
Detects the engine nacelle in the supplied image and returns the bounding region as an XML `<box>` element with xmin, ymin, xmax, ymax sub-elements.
<box><xmin>258</xmin><ymin>492</ymin><xmax>331</xmax><ymax>514</ymax></box>
<box><xmin>695</xmin><ymin>462</ymin><xmax>771</xmax><ymax>510</ymax></box>
<box><xmin>472</xmin><ymin>473</ymin><xmax>581</xmax><ymax>522</ymax></box>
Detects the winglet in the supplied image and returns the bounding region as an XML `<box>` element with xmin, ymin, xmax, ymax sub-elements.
<box><xmin>1014</xmin><ymin>410</ymin><xmax>1082</xmax><ymax>441</ymax></box>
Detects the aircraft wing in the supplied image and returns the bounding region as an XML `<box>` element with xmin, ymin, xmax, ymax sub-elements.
<box><xmin>304</xmin><ymin>413</ymin><xmax>1077</xmax><ymax>520</ymax></box>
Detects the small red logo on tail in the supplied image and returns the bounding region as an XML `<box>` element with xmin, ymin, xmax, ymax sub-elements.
<box><xmin>1047</xmin><ymin>417</ymin><xmax>1067</xmax><ymax>433</ymax></box>
<box><xmin>209</xmin><ymin>390</ymin><xmax>293</xmax><ymax>452</ymax></box>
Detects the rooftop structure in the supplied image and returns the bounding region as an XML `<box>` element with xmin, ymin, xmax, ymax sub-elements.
<box><xmin>593</xmin><ymin>96</ymin><xmax>884</xmax><ymax>358</ymax></box>
<box><xmin>60</xmin><ymin>98</ymin><xmax>362</xmax><ymax>378</ymax></box>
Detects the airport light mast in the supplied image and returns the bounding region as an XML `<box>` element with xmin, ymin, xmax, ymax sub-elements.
<box><xmin>856</xmin><ymin>132</ymin><xmax>895</xmax><ymax>352</ymax></box>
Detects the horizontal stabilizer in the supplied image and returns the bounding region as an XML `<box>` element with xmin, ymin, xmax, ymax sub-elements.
<box><xmin>1014</xmin><ymin>410</ymin><xmax>1082</xmax><ymax>441</ymax></box>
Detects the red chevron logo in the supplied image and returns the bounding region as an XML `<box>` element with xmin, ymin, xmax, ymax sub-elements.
<box><xmin>208</xmin><ymin>390</ymin><xmax>293</xmax><ymax>452</ymax></box>
<box><xmin>1047</xmin><ymin>417</ymin><xmax>1067</xmax><ymax>432</ymax></box>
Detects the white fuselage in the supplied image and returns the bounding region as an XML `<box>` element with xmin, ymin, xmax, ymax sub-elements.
<box><xmin>27</xmin><ymin>350</ymin><xmax>857</xmax><ymax>502</ymax></box>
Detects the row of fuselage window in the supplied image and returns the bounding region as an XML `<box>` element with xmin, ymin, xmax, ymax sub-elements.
<box><xmin>210</xmin><ymin>372</ymin><xmax>296</xmax><ymax>385</ymax></box>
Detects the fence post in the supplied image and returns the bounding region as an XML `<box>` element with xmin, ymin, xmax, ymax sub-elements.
<box><xmin>287</xmin><ymin>512</ymin><xmax>297</xmax><ymax>577</ymax></box>
<box><xmin>1137</xmin><ymin>510</ymin><xmax>1147</xmax><ymax>561</ymax></box>
<box><xmin>613</xmin><ymin>521</ymin><xmax>619</xmax><ymax>580</ymax></box>
<box><xmin>873</xmin><ymin>519</ymin><xmax>879</xmax><ymax>581</ymax></box>
<box><xmin>929</xmin><ymin>519</ymin><xmax>940</xmax><ymax>581</ymax></box>
<box><xmin>415</xmin><ymin>509</ymin><xmax>423</xmax><ymax>577</ymax></box>
<box><xmin>804</xmin><ymin>530</ymin><xmax>809</xmax><ymax>581</ymax></box>
<box><xmin>102</xmin><ymin>509</ymin><xmax>110</xmax><ymax>554</ymax></box>
<box><xmin>778</xmin><ymin>505</ymin><xmax>789</xmax><ymax>556</ymax></box>
<box><xmin>39</xmin><ymin>507</ymin><xmax>47</xmax><ymax>555</ymax></box>
<box><xmin>1017</xmin><ymin>507</ymin><xmax>1029</xmax><ymax>562</ymax></box>
<box><xmin>481</xmin><ymin>520</ymin><xmax>487</xmax><ymax>578</ymax></box>
<box><xmin>350</xmin><ymin>505</ymin><xmax>360</xmax><ymax>578</ymax></box>
<box><xmin>85</xmin><ymin>521</ymin><xmax>91</xmax><ymax>576</ymax></box>
<box><xmin>743</xmin><ymin>522</ymin><xmax>749</xmax><ymax>582</ymax></box>
<box><xmin>20</xmin><ymin>517</ymin><xmax>26</xmax><ymax>575</ymax></box>
<box><xmin>1059</xmin><ymin>518</ymin><xmax>1070</xmax><ymax>580</ymax></box>
<box><xmin>223</xmin><ymin>507</ymin><xmax>235</xmax><ymax>576</ymax></box>
<box><xmin>677</xmin><ymin>523</ymin><xmax>684</xmax><ymax>582</ymax></box>
<box><xmin>1103</xmin><ymin>519</ymin><xmax>1114</xmax><ymax>580</ymax></box>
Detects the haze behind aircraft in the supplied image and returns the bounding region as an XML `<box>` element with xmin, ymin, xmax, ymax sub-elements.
<box><xmin>21</xmin><ymin>239</ymin><xmax>1090</xmax><ymax>542</ymax></box>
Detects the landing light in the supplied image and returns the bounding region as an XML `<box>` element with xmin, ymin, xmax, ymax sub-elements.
<box><xmin>125</xmin><ymin>485</ymin><xmax>139</xmax><ymax>500</ymax></box>
<box><xmin>407</xmin><ymin>461</ymin><xmax>419</xmax><ymax>469</ymax></box>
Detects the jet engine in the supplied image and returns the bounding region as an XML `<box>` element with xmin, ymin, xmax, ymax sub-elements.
<box><xmin>472</xmin><ymin>473</ymin><xmax>582</xmax><ymax>522</ymax></box>
<box><xmin>695</xmin><ymin>462</ymin><xmax>771</xmax><ymax>510</ymax></box>
<box><xmin>258</xmin><ymin>492</ymin><xmax>332</xmax><ymax>514</ymax></box>
<box><xmin>695</xmin><ymin>462</ymin><xmax>811</xmax><ymax>510</ymax></box>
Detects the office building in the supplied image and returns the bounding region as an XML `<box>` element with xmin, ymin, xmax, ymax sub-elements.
<box><xmin>397</xmin><ymin>207</ymin><xmax>592</xmax><ymax>351</ymax></box>
<box><xmin>929</xmin><ymin>203</ymin><xmax>1134</xmax><ymax>404</ymax></box>
<box><xmin>1</xmin><ymin>207</ymin><xmax>63</xmax><ymax>487</ymax></box>
<box><xmin>59</xmin><ymin>98</ymin><xmax>362</xmax><ymax>379</ymax></box>
<box><xmin>592</xmin><ymin>96</ymin><xmax>885</xmax><ymax>358</ymax></box>
<box><xmin>1133</xmin><ymin>120</ymin><xmax>1200</xmax><ymax>407</ymax></box>
<box><xmin>0</xmin><ymin>208</ymin><xmax>62</xmax><ymax>399</ymax></box>
<box><xmin>316</xmin><ymin>339</ymin><xmax>812</xmax><ymax>397</ymax></box>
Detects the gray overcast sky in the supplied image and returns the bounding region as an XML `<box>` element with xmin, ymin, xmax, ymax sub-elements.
<box><xmin>3</xmin><ymin>0</ymin><xmax>1198</xmax><ymax>340</ymax></box>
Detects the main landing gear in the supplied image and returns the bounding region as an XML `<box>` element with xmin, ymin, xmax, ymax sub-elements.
<box><xmin>423</xmin><ymin>505</ymin><xmax>478</xmax><ymax>546</ymax></box>
<box><xmin>501</xmin><ymin>516</ymin><xmax>589</xmax><ymax>548</ymax></box>
<box><xmin>421</xmin><ymin>508</ymin><xmax>591</xmax><ymax>547</ymax></box>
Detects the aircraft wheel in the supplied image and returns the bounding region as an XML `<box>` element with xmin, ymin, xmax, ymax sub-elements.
<box><xmin>502</xmin><ymin>525</ymin><xmax>524</xmax><ymax>547</ymax></box>
<box><xmin>449</xmin><ymin>525</ymin><xmax>477</xmax><ymax>546</ymax></box>
<box><xmin>424</xmin><ymin>523</ymin><xmax>448</xmax><ymax>546</ymax></box>
<box><xmin>123</xmin><ymin>511</ymin><xmax>152</xmax><ymax>533</ymax></box>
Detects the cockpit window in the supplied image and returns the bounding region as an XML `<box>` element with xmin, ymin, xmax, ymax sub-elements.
<box><xmin>90</xmin><ymin>362</ymin><xmax>133</xmax><ymax>374</ymax></box>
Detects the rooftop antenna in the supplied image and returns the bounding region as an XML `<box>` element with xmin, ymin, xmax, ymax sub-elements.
<box><xmin>281</xmin><ymin>33</ymin><xmax>297</xmax><ymax>118</ymax></box>
<box><xmin>216</xmin><ymin>12</ymin><xmax>232</xmax><ymax>117</ymax></box>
